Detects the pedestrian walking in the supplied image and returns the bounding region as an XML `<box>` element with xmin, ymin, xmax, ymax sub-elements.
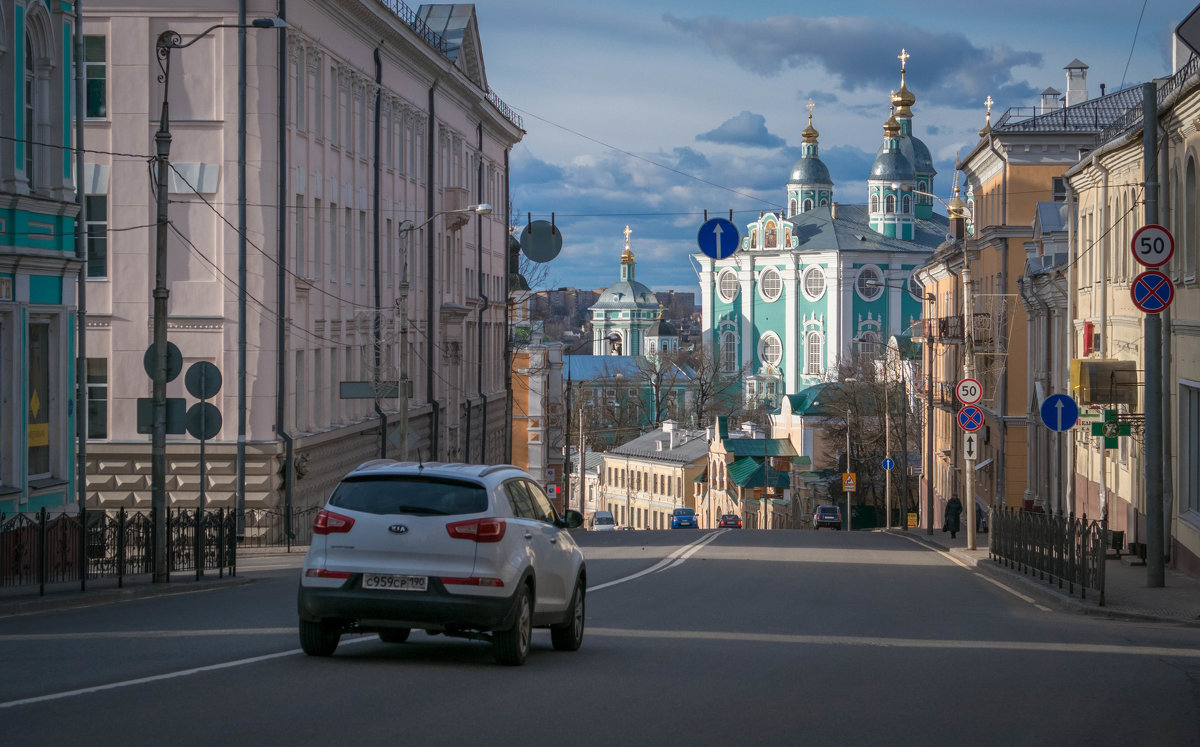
<box><xmin>944</xmin><ymin>495</ymin><xmax>963</xmax><ymax>539</ymax></box>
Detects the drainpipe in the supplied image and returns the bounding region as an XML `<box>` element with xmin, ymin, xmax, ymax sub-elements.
<box><xmin>475</xmin><ymin>122</ymin><xmax>486</xmax><ymax>463</ymax></box>
<box><xmin>73</xmin><ymin>0</ymin><xmax>88</xmax><ymax>589</ymax></box>
<box><xmin>1065</xmin><ymin>183</ymin><xmax>1076</xmax><ymax>516</ymax></box>
<box><xmin>372</xmin><ymin>48</ymin><xmax>386</xmax><ymax>458</ymax></box>
<box><xmin>1159</xmin><ymin>122</ymin><xmax>1173</xmax><ymax>560</ymax></box>
<box><xmin>426</xmin><ymin>82</ymin><xmax>438</xmax><ymax>459</ymax></box>
<box><xmin>1093</xmin><ymin>154</ymin><xmax>1110</xmax><ymax>523</ymax></box>
<box><xmin>275</xmin><ymin>1</ymin><xmax>293</xmax><ymax>538</ymax></box>
<box><xmin>987</xmin><ymin>134</ymin><xmax>1007</xmax><ymax>524</ymax></box>
<box><xmin>504</xmin><ymin>148</ymin><xmax>513</xmax><ymax>463</ymax></box>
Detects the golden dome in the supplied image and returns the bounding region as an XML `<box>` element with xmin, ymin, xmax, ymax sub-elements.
<box><xmin>883</xmin><ymin>106</ymin><xmax>901</xmax><ymax>137</ymax></box>
<box><xmin>620</xmin><ymin>225</ymin><xmax>635</xmax><ymax>264</ymax></box>
<box><xmin>802</xmin><ymin>99</ymin><xmax>819</xmax><ymax>143</ymax></box>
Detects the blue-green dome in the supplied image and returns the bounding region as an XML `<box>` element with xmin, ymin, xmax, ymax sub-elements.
<box><xmin>789</xmin><ymin>156</ymin><xmax>832</xmax><ymax>185</ymax></box>
<box><xmin>909</xmin><ymin>136</ymin><xmax>935</xmax><ymax>174</ymax></box>
<box><xmin>871</xmin><ymin>150</ymin><xmax>914</xmax><ymax>182</ymax></box>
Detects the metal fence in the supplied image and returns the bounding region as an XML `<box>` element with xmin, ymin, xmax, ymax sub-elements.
<box><xmin>0</xmin><ymin>507</ymin><xmax>236</xmax><ymax>595</ymax></box>
<box><xmin>989</xmin><ymin>508</ymin><xmax>1106</xmax><ymax>605</ymax></box>
<box><xmin>238</xmin><ymin>506</ymin><xmax>318</xmax><ymax>550</ymax></box>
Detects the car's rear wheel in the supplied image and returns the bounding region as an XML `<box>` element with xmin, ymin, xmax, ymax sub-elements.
<box><xmin>378</xmin><ymin>628</ymin><xmax>411</xmax><ymax>644</ymax></box>
<box><xmin>550</xmin><ymin>577</ymin><xmax>585</xmax><ymax>652</ymax></box>
<box><xmin>494</xmin><ymin>585</ymin><xmax>532</xmax><ymax>666</ymax></box>
<box><xmin>299</xmin><ymin>618</ymin><xmax>340</xmax><ymax>657</ymax></box>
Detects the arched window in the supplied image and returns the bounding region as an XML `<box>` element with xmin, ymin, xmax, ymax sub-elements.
<box><xmin>885</xmin><ymin>194</ymin><xmax>896</xmax><ymax>213</ymax></box>
<box><xmin>21</xmin><ymin>7</ymin><xmax>53</xmax><ymax>193</ymax></box>
<box><xmin>1187</xmin><ymin>155</ymin><xmax>1197</xmax><ymax>278</ymax></box>
<box><xmin>720</xmin><ymin>332</ymin><xmax>738</xmax><ymax>373</ymax></box>
<box><xmin>803</xmin><ymin>198</ymin><xmax>813</xmax><ymax>212</ymax></box>
<box><xmin>857</xmin><ymin>330</ymin><xmax>881</xmax><ymax>358</ymax></box>
<box><xmin>790</xmin><ymin>199</ymin><xmax>797</xmax><ymax>215</ymax></box>
<box><xmin>805</xmin><ymin>331</ymin><xmax>823</xmax><ymax>375</ymax></box>
<box><xmin>819</xmin><ymin>198</ymin><xmax>828</xmax><ymax>206</ymax></box>
<box><xmin>759</xmin><ymin>332</ymin><xmax>782</xmax><ymax>366</ymax></box>
<box><xmin>24</xmin><ymin>35</ymin><xmax>36</xmax><ymax>187</ymax></box>
<box><xmin>870</xmin><ymin>194</ymin><xmax>879</xmax><ymax>213</ymax></box>
<box><xmin>902</xmin><ymin>195</ymin><xmax>911</xmax><ymax>213</ymax></box>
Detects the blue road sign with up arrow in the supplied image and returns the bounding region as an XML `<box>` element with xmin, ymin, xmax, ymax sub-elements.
<box><xmin>697</xmin><ymin>218</ymin><xmax>740</xmax><ymax>259</ymax></box>
<box><xmin>1040</xmin><ymin>393</ymin><xmax>1079</xmax><ymax>432</ymax></box>
<box><xmin>882</xmin><ymin>457</ymin><xmax>895</xmax><ymax>471</ymax></box>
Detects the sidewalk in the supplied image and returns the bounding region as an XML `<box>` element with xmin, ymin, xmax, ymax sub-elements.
<box><xmin>886</xmin><ymin>527</ymin><xmax>1200</xmax><ymax>626</ymax></box>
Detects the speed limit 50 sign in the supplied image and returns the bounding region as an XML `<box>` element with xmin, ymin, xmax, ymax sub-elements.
<box><xmin>1131</xmin><ymin>224</ymin><xmax>1174</xmax><ymax>268</ymax></box>
<box><xmin>956</xmin><ymin>378</ymin><xmax>982</xmax><ymax>405</ymax></box>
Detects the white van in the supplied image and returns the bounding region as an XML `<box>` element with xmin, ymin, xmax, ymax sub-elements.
<box><xmin>591</xmin><ymin>511</ymin><xmax>617</xmax><ymax>531</ymax></box>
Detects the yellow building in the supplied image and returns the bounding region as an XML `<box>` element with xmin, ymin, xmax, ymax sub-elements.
<box><xmin>1064</xmin><ymin>52</ymin><xmax>1200</xmax><ymax>574</ymax></box>
<box><xmin>915</xmin><ymin>64</ymin><xmax>1142</xmax><ymax>534</ymax></box>
<box><xmin>597</xmin><ymin>421</ymin><xmax>708</xmax><ymax>529</ymax></box>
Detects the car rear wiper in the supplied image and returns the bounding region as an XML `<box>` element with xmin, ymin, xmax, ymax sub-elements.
<box><xmin>393</xmin><ymin>505</ymin><xmax>451</xmax><ymax>516</ymax></box>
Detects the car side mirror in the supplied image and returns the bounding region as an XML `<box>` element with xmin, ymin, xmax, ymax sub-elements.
<box><xmin>559</xmin><ymin>509</ymin><xmax>584</xmax><ymax>529</ymax></box>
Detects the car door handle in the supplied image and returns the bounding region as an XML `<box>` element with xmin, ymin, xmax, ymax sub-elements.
<box><xmin>548</xmin><ymin>537</ymin><xmax>557</xmax><ymax>544</ymax></box>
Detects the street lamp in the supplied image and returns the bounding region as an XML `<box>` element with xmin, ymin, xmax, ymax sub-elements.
<box><xmin>395</xmin><ymin>204</ymin><xmax>491</xmax><ymax>462</ymax></box>
<box><xmin>150</xmin><ymin>17</ymin><xmax>284</xmax><ymax>583</ymax></box>
<box><xmin>893</xmin><ymin>182</ymin><xmax>978</xmax><ymax>548</ymax></box>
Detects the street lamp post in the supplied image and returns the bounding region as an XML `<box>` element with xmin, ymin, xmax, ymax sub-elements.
<box><xmin>397</xmin><ymin>204</ymin><xmax>491</xmax><ymax>461</ymax></box>
<box><xmin>150</xmin><ymin>17</ymin><xmax>282</xmax><ymax>583</ymax></box>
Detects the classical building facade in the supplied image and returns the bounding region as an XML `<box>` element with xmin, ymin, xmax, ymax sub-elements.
<box><xmin>79</xmin><ymin>2</ymin><xmax>521</xmax><ymax>525</ymax></box>
<box><xmin>697</xmin><ymin>53</ymin><xmax>945</xmax><ymax>408</ymax></box>
<box><xmin>0</xmin><ymin>0</ymin><xmax>83</xmax><ymax>514</ymax></box>
<box><xmin>915</xmin><ymin>60</ymin><xmax>1139</xmax><ymax>533</ymax></box>
<box><xmin>596</xmin><ymin>421</ymin><xmax>708</xmax><ymax>530</ymax></box>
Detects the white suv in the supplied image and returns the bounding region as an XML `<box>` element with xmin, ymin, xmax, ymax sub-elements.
<box><xmin>297</xmin><ymin>461</ymin><xmax>587</xmax><ymax>665</ymax></box>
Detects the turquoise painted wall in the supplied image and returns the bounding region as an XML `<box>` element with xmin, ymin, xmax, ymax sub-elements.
<box><xmin>29</xmin><ymin>492</ymin><xmax>67</xmax><ymax>512</ymax></box>
<box><xmin>29</xmin><ymin>275</ymin><xmax>63</xmax><ymax>304</ymax></box>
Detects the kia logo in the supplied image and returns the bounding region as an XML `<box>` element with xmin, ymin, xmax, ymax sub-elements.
<box><xmin>388</xmin><ymin>525</ymin><xmax>409</xmax><ymax>534</ymax></box>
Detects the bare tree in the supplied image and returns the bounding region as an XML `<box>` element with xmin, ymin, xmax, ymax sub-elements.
<box><xmin>679</xmin><ymin>344</ymin><xmax>750</xmax><ymax>429</ymax></box>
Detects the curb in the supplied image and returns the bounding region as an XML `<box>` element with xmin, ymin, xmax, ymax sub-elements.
<box><xmin>0</xmin><ymin>575</ymin><xmax>254</xmax><ymax>619</ymax></box>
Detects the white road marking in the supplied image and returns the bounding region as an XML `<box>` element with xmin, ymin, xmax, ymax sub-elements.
<box><xmin>0</xmin><ymin>636</ymin><xmax>376</xmax><ymax>710</ymax></box>
<box><xmin>586</xmin><ymin>627</ymin><xmax>1200</xmax><ymax>659</ymax></box>
<box><xmin>893</xmin><ymin>532</ymin><xmax>1051</xmax><ymax>611</ymax></box>
<box><xmin>588</xmin><ymin>531</ymin><xmax>727</xmax><ymax>592</ymax></box>
<box><xmin>0</xmin><ymin>628</ymin><xmax>296</xmax><ymax>641</ymax></box>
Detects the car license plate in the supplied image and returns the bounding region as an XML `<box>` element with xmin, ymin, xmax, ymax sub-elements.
<box><xmin>362</xmin><ymin>573</ymin><xmax>427</xmax><ymax>591</ymax></box>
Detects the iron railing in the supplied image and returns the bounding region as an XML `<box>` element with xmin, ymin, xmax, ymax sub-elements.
<box><xmin>238</xmin><ymin>506</ymin><xmax>319</xmax><ymax>550</ymax></box>
<box><xmin>990</xmin><ymin>508</ymin><xmax>1106</xmax><ymax>605</ymax></box>
<box><xmin>1</xmin><ymin>507</ymin><xmax>236</xmax><ymax>595</ymax></box>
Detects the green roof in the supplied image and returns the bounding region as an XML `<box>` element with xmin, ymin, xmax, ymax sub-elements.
<box><xmin>723</xmin><ymin>439</ymin><xmax>797</xmax><ymax>458</ymax></box>
<box><xmin>726</xmin><ymin>457</ymin><xmax>791</xmax><ymax>488</ymax></box>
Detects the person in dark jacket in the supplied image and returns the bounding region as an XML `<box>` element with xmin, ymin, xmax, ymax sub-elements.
<box><xmin>944</xmin><ymin>496</ymin><xmax>963</xmax><ymax>539</ymax></box>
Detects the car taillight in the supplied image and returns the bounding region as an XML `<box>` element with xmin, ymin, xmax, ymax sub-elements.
<box><xmin>305</xmin><ymin>568</ymin><xmax>351</xmax><ymax>579</ymax></box>
<box><xmin>440</xmin><ymin>576</ymin><xmax>504</xmax><ymax>587</ymax></box>
<box><xmin>313</xmin><ymin>509</ymin><xmax>355</xmax><ymax>535</ymax></box>
<box><xmin>446</xmin><ymin>517</ymin><xmax>506</xmax><ymax>542</ymax></box>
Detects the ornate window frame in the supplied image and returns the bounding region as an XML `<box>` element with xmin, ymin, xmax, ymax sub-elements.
<box><xmin>801</xmin><ymin>265</ymin><xmax>826</xmax><ymax>302</ymax></box>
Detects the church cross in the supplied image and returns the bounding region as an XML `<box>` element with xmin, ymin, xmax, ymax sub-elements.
<box><xmin>985</xmin><ymin>95</ymin><xmax>994</xmax><ymax>115</ymax></box>
<box><xmin>898</xmin><ymin>48</ymin><xmax>910</xmax><ymax>70</ymax></box>
<box><xmin>806</xmin><ymin>98</ymin><xmax>814</xmax><ymax>117</ymax></box>
<box><xmin>623</xmin><ymin>225</ymin><xmax>632</xmax><ymax>247</ymax></box>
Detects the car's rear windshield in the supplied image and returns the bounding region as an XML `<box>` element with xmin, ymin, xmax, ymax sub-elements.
<box><xmin>328</xmin><ymin>476</ymin><xmax>487</xmax><ymax>516</ymax></box>
<box><xmin>594</xmin><ymin>516</ymin><xmax>614</xmax><ymax>525</ymax></box>
<box><xmin>674</xmin><ymin>508</ymin><xmax>694</xmax><ymax>516</ymax></box>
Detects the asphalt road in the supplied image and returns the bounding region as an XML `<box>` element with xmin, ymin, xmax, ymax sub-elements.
<box><xmin>3</xmin><ymin>529</ymin><xmax>1198</xmax><ymax>746</ymax></box>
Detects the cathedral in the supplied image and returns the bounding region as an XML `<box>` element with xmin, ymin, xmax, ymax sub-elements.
<box><xmin>696</xmin><ymin>50</ymin><xmax>949</xmax><ymax>405</ymax></box>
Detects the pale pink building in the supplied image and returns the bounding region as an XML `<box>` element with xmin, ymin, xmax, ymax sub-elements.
<box><xmin>80</xmin><ymin>1</ymin><xmax>522</xmax><ymax>529</ymax></box>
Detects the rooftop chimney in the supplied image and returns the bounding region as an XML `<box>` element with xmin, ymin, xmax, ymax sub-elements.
<box><xmin>1064</xmin><ymin>59</ymin><xmax>1089</xmax><ymax>106</ymax></box>
<box><xmin>1040</xmin><ymin>87</ymin><xmax>1062</xmax><ymax>114</ymax></box>
<box><xmin>830</xmin><ymin>202</ymin><xmax>838</xmax><ymax>220</ymax></box>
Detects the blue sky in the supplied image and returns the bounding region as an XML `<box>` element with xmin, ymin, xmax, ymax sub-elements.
<box><xmin>478</xmin><ymin>1</ymin><xmax>1190</xmax><ymax>295</ymax></box>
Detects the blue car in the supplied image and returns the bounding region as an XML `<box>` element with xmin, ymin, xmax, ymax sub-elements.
<box><xmin>671</xmin><ymin>507</ymin><xmax>698</xmax><ymax>529</ymax></box>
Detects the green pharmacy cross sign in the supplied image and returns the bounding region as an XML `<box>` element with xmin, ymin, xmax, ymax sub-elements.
<box><xmin>1091</xmin><ymin>409</ymin><xmax>1131</xmax><ymax>449</ymax></box>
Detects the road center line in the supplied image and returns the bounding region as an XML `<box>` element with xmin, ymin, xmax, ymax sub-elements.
<box><xmin>588</xmin><ymin>531</ymin><xmax>726</xmax><ymax>592</ymax></box>
<box><xmin>0</xmin><ymin>637</ymin><xmax>376</xmax><ymax>710</ymax></box>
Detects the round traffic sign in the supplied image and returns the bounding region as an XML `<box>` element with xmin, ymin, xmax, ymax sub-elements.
<box><xmin>519</xmin><ymin>220</ymin><xmax>563</xmax><ymax>262</ymax></box>
<box><xmin>143</xmin><ymin>341</ymin><xmax>183</xmax><ymax>383</ymax></box>
<box><xmin>1039</xmin><ymin>393</ymin><xmax>1079</xmax><ymax>432</ymax></box>
<box><xmin>956</xmin><ymin>378</ymin><xmax>982</xmax><ymax>405</ymax></box>
<box><xmin>1131</xmin><ymin>270</ymin><xmax>1174</xmax><ymax>313</ymax></box>
<box><xmin>185</xmin><ymin>361</ymin><xmax>222</xmax><ymax>400</ymax></box>
<box><xmin>185</xmin><ymin>401</ymin><xmax>222</xmax><ymax>440</ymax></box>
<box><xmin>957</xmin><ymin>405</ymin><xmax>984</xmax><ymax>432</ymax></box>
<box><xmin>697</xmin><ymin>218</ymin><xmax>739</xmax><ymax>259</ymax></box>
<box><xmin>882</xmin><ymin>457</ymin><xmax>895</xmax><ymax>471</ymax></box>
<box><xmin>1131</xmin><ymin>224</ymin><xmax>1174</xmax><ymax>268</ymax></box>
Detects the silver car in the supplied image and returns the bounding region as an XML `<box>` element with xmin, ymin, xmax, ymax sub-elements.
<box><xmin>297</xmin><ymin>461</ymin><xmax>586</xmax><ymax>665</ymax></box>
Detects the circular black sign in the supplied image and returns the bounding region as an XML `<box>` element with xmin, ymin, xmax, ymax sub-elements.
<box><xmin>143</xmin><ymin>341</ymin><xmax>183</xmax><ymax>382</ymax></box>
<box><xmin>519</xmin><ymin>220</ymin><xmax>563</xmax><ymax>262</ymax></box>
<box><xmin>185</xmin><ymin>361</ymin><xmax>223</xmax><ymax>400</ymax></box>
<box><xmin>185</xmin><ymin>402</ymin><xmax>222</xmax><ymax>440</ymax></box>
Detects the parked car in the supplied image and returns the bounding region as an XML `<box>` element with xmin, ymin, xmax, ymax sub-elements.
<box><xmin>718</xmin><ymin>514</ymin><xmax>743</xmax><ymax>529</ymax></box>
<box><xmin>591</xmin><ymin>510</ymin><xmax>617</xmax><ymax>532</ymax></box>
<box><xmin>671</xmin><ymin>507</ymin><xmax>699</xmax><ymax>529</ymax></box>
<box><xmin>297</xmin><ymin>461</ymin><xmax>586</xmax><ymax>666</ymax></box>
<box><xmin>813</xmin><ymin>505</ymin><xmax>843</xmax><ymax>530</ymax></box>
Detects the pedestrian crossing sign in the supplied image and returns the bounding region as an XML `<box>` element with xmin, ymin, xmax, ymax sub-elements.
<box><xmin>842</xmin><ymin>473</ymin><xmax>857</xmax><ymax>492</ymax></box>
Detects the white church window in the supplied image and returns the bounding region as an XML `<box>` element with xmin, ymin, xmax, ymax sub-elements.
<box><xmin>885</xmin><ymin>194</ymin><xmax>896</xmax><ymax>212</ymax></box>
<box><xmin>720</xmin><ymin>332</ymin><xmax>738</xmax><ymax>373</ymax></box>
<box><xmin>903</xmin><ymin>195</ymin><xmax>911</xmax><ymax>213</ymax></box>
<box><xmin>857</xmin><ymin>330</ymin><xmax>881</xmax><ymax>358</ymax></box>
<box><xmin>759</xmin><ymin>268</ymin><xmax>782</xmax><ymax>302</ymax></box>
<box><xmin>870</xmin><ymin>194</ymin><xmax>879</xmax><ymax>213</ymax></box>
<box><xmin>717</xmin><ymin>269</ymin><xmax>739</xmax><ymax>303</ymax></box>
<box><xmin>806</xmin><ymin>331</ymin><xmax>824</xmax><ymax>375</ymax></box>
<box><xmin>801</xmin><ymin>266</ymin><xmax>825</xmax><ymax>301</ymax></box>
<box><xmin>803</xmin><ymin>198</ymin><xmax>813</xmax><ymax>212</ymax></box>
<box><xmin>759</xmin><ymin>332</ymin><xmax>782</xmax><ymax>367</ymax></box>
<box><xmin>856</xmin><ymin>266</ymin><xmax>883</xmax><ymax>301</ymax></box>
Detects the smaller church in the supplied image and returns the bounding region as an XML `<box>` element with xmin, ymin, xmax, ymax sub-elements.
<box><xmin>589</xmin><ymin>226</ymin><xmax>678</xmax><ymax>357</ymax></box>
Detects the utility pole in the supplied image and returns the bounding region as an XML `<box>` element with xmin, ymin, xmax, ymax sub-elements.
<box><xmin>885</xmin><ymin>404</ymin><xmax>892</xmax><ymax>530</ymax></box>
<box><xmin>1142</xmin><ymin>81</ymin><xmax>1164</xmax><ymax>586</ymax></box>
<box><xmin>961</xmin><ymin>215</ymin><xmax>978</xmax><ymax>551</ymax></box>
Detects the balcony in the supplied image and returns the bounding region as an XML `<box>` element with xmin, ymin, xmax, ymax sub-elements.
<box><xmin>917</xmin><ymin>313</ymin><xmax>995</xmax><ymax>343</ymax></box>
